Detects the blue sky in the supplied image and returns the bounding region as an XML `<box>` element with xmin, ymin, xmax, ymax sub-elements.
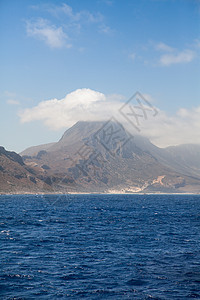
<box><xmin>0</xmin><ymin>0</ymin><xmax>200</xmax><ymax>152</ymax></box>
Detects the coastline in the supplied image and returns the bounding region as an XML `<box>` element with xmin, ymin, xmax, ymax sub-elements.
<box><xmin>0</xmin><ymin>191</ymin><xmax>200</xmax><ymax>196</ymax></box>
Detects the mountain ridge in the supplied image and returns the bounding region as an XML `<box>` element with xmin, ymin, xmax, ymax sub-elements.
<box><xmin>20</xmin><ymin>121</ymin><xmax>200</xmax><ymax>193</ymax></box>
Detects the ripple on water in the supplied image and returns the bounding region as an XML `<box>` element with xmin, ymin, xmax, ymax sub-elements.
<box><xmin>0</xmin><ymin>194</ymin><xmax>200</xmax><ymax>299</ymax></box>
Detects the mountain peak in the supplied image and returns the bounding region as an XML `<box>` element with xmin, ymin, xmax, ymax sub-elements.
<box><xmin>58</xmin><ymin>120</ymin><xmax>123</xmax><ymax>146</ymax></box>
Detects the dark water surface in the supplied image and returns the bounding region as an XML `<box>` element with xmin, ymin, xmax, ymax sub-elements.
<box><xmin>0</xmin><ymin>194</ymin><xmax>200</xmax><ymax>299</ymax></box>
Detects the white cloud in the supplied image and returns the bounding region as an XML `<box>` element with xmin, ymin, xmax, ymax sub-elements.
<box><xmin>26</xmin><ymin>19</ymin><xmax>71</xmax><ymax>49</ymax></box>
<box><xmin>194</xmin><ymin>39</ymin><xmax>200</xmax><ymax>48</ymax></box>
<box><xmin>160</xmin><ymin>49</ymin><xmax>195</xmax><ymax>66</ymax></box>
<box><xmin>99</xmin><ymin>24</ymin><xmax>112</xmax><ymax>34</ymax></box>
<box><xmin>19</xmin><ymin>88</ymin><xmax>200</xmax><ymax>146</ymax></box>
<box><xmin>56</xmin><ymin>3</ymin><xmax>77</xmax><ymax>20</ymax></box>
<box><xmin>48</xmin><ymin>3</ymin><xmax>103</xmax><ymax>23</ymax></box>
<box><xmin>101</xmin><ymin>0</ymin><xmax>113</xmax><ymax>6</ymax></box>
<box><xmin>27</xmin><ymin>4</ymin><xmax>110</xmax><ymax>47</ymax></box>
<box><xmin>7</xmin><ymin>99</ymin><xmax>20</xmax><ymax>105</ymax></box>
<box><xmin>129</xmin><ymin>53</ymin><xmax>136</xmax><ymax>61</ymax></box>
<box><xmin>142</xmin><ymin>93</ymin><xmax>156</xmax><ymax>104</ymax></box>
<box><xmin>140</xmin><ymin>106</ymin><xmax>200</xmax><ymax>147</ymax></box>
<box><xmin>155</xmin><ymin>42</ymin><xmax>174</xmax><ymax>52</ymax></box>
<box><xmin>4</xmin><ymin>91</ymin><xmax>20</xmax><ymax>105</ymax></box>
<box><xmin>153</xmin><ymin>41</ymin><xmax>198</xmax><ymax>66</ymax></box>
<box><xmin>19</xmin><ymin>89</ymin><xmax>121</xmax><ymax>130</ymax></box>
<box><xmin>4</xmin><ymin>91</ymin><xmax>16</xmax><ymax>98</ymax></box>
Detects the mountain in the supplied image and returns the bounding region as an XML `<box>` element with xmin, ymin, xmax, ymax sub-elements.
<box><xmin>20</xmin><ymin>142</ymin><xmax>55</xmax><ymax>157</ymax></box>
<box><xmin>0</xmin><ymin>146</ymin><xmax>51</xmax><ymax>194</ymax></box>
<box><xmin>165</xmin><ymin>144</ymin><xmax>200</xmax><ymax>177</ymax></box>
<box><xmin>20</xmin><ymin>121</ymin><xmax>200</xmax><ymax>193</ymax></box>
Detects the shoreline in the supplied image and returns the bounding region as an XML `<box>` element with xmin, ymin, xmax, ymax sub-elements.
<box><xmin>0</xmin><ymin>192</ymin><xmax>200</xmax><ymax>196</ymax></box>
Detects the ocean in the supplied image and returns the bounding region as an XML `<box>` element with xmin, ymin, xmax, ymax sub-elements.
<box><xmin>0</xmin><ymin>194</ymin><xmax>200</xmax><ymax>299</ymax></box>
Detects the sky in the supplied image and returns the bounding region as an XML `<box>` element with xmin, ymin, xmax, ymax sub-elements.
<box><xmin>0</xmin><ymin>0</ymin><xmax>200</xmax><ymax>152</ymax></box>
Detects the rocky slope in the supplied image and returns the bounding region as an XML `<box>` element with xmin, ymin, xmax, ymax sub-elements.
<box><xmin>0</xmin><ymin>147</ymin><xmax>51</xmax><ymax>194</ymax></box>
<box><xmin>20</xmin><ymin>121</ymin><xmax>200</xmax><ymax>193</ymax></box>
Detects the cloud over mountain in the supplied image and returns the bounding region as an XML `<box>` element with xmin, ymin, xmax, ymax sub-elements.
<box><xmin>19</xmin><ymin>89</ymin><xmax>121</xmax><ymax>129</ymax></box>
<box><xmin>19</xmin><ymin>88</ymin><xmax>200</xmax><ymax>147</ymax></box>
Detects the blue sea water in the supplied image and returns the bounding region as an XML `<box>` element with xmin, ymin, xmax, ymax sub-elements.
<box><xmin>0</xmin><ymin>194</ymin><xmax>200</xmax><ymax>299</ymax></box>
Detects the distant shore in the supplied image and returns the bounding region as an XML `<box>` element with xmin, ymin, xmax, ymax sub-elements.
<box><xmin>0</xmin><ymin>191</ymin><xmax>200</xmax><ymax>196</ymax></box>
